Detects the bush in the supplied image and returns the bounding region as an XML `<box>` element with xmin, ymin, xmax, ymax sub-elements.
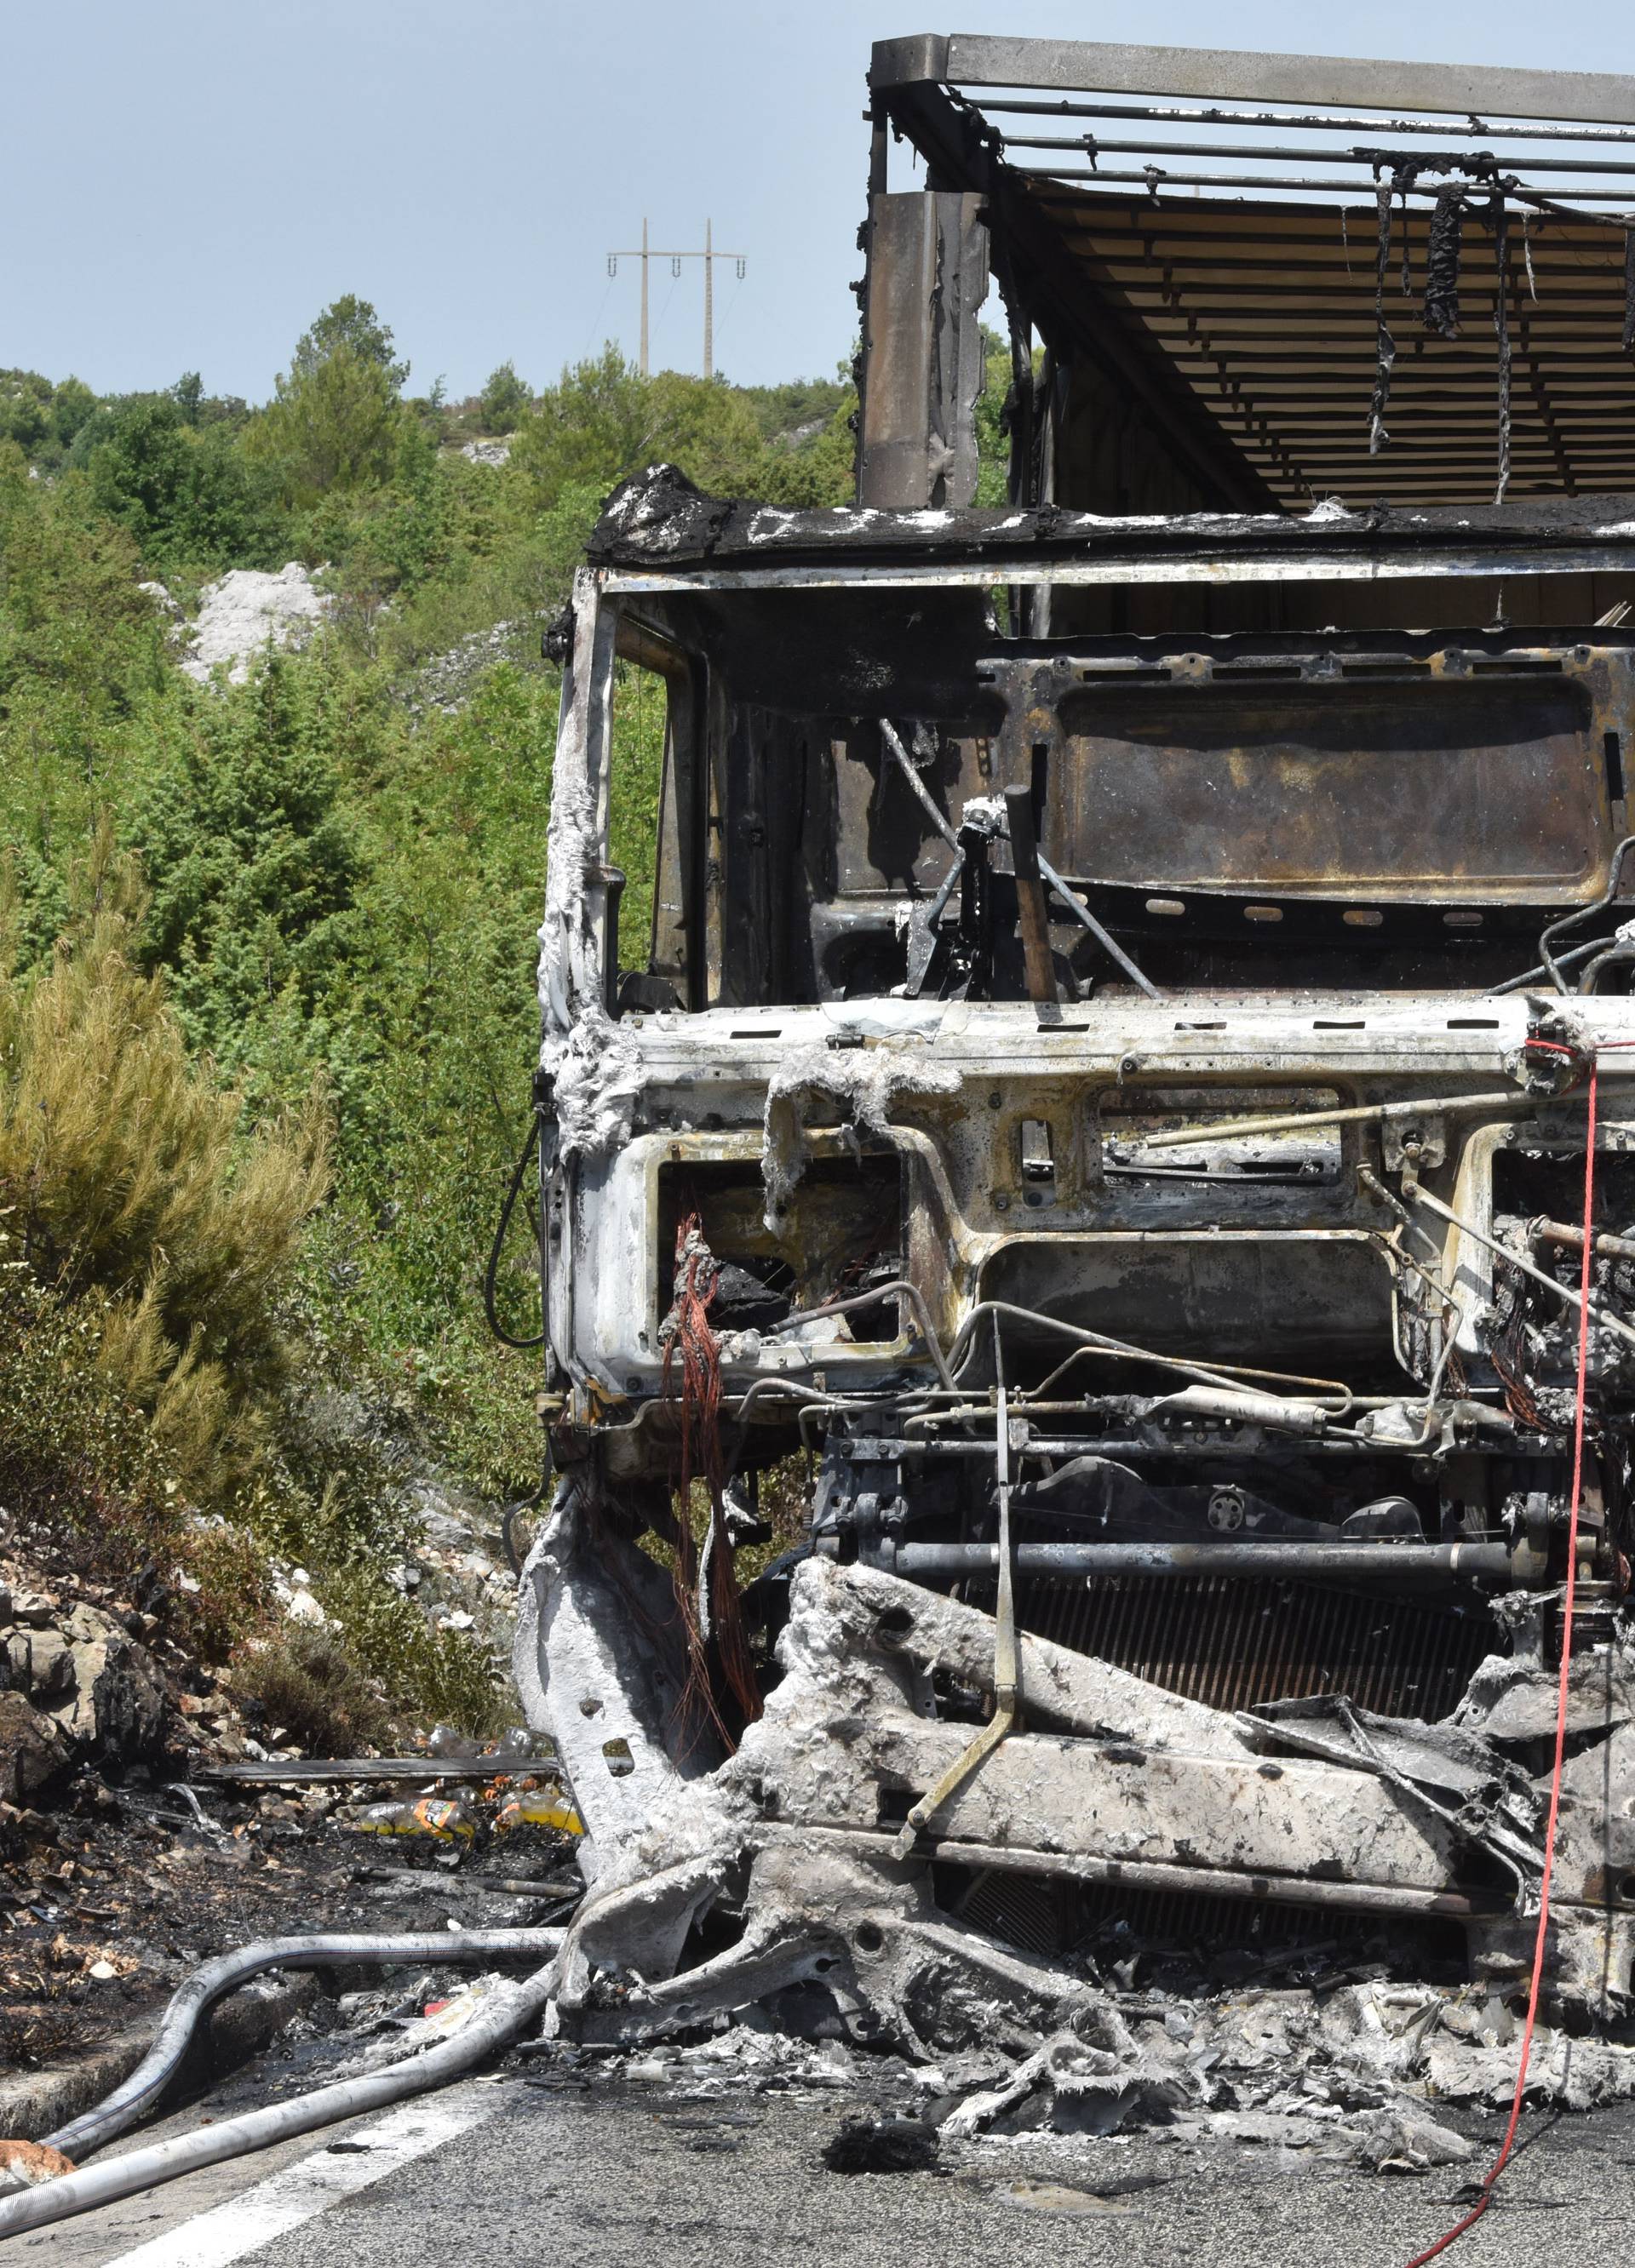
<box><xmin>0</xmin><ymin>833</ymin><xmax>330</xmax><ymax>1499</ymax></box>
<box><xmin>236</xmin><ymin>1623</ymin><xmax>393</xmax><ymax>1754</ymax></box>
<box><xmin>85</xmin><ymin>396</ymin><xmax>284</xmax><ymax>572</ymax></box>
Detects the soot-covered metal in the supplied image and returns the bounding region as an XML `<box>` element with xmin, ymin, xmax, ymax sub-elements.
<box><xmin>513</xmin><ymin>37</ymin><xmax>1635</xmax><ymax>2138</ymax></box>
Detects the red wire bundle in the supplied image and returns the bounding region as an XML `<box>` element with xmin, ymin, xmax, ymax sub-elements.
<box><xmin>1404</xmin><ymin>1039</ymin><xmax>1605</xmax><ymax>2263</ymax></box>
<box><xmin>662</xmin><ymin>1214</ymin><xmax>761</xmax><ymax>1743</ymax></box>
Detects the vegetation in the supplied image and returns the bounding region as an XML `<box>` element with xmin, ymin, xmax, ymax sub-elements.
<box><xmin>0</xmin><ymin>305</ymin><xmax>864</xmax><ymax>1732</ymax></box>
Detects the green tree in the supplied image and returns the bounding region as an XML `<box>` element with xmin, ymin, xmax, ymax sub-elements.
<box><xmin>50</xmin><ymin>376</ymin><xmax>97</xmax><ymax>453</ymax></box>
<box><xmin>509</xmin><ymin>346</ymin><xmax>785</xmax><ymax>511</ymax></box>
<box><xmin>245</xmin><ymin>298</ymin><xmax>407</xmax><ymax>503</ymax></box>
<box><xmin>86</xmin><ymin>394</ymin><xmax>284</xmax><ymax>570</ymax></box>
<box><xmin>0</xmin><ymin>370</ymin><xmax>53</xmax><ymax>455</ymax></box>
<box><xmin>478</xmin><ymin>360</ymin><xmax>530</xmax><ymax>433</ymax></box>
<box><xmin>294</xmin><ymin>295</ymin><xmax>409</xmax><ymax>390</ymax></box>
<box><xmin>129</xmin><ymin>653</ymin><xmax>364</xmax><ymax>1085</ymax></box>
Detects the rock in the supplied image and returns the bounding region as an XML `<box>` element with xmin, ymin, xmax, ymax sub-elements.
<box><xmin>137</xmin><ymin>578</ymin><xmax>184</xmax><ymax>623</ymax></box>
<box><xmin>285</xmin><ymin>1589</ymin><xmax>327</xmax><ymax>1626</ymax></box>
<box><xmin>460</xmin><ymin>438</ymin><xmax>511</xmax><ymax>467</ymax></box>
<box><xmin>9</xmin><ymin>1591</ymin><xmax>57</xmax><ymax>1629</ymax></box>
<box><xmin>0</xmin><ymin>1692</ymin><xmax>72</xmax><ymax>1803</ymax></box>
<box><xmin>405</xmin><ymin>621</ymin><xmax>525</xmax><ymax>717</ymax></box>
<box><xmin>9</xmin><ymin>1629</ymin><xmax>77</xmax><ymax>1705</ymax></box>
<box><xmin>0</xmin><ymin>2140</ymin><xmax>76</xmax><ymax>2195</ymax></box>
<box><xmin>49</xmin><ymin>1609</ymin><xmax>167</xmax><ymax>1763</ymax></box>
<box><xmin>181</xmin><ymin>563</ymin><xmax>330</xmax><ymax>686</ymax></box>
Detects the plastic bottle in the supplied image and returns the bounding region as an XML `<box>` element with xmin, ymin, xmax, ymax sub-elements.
<box><xmin>344</xmin><ymin>1796</ymin><xmax>476</xmax><ymax>1841</ymax></box>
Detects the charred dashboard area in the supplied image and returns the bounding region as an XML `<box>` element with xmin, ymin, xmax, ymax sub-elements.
<box><xmin>620</xmin><ymin>573</ymin><xmax>1635</xmax><ymax>1007</ymax></box>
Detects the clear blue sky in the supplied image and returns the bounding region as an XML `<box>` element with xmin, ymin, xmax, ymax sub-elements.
<box><xmin>3</xmin><ymin>1</ymin><xmax>1628</xmax><ymax>403</ymax></box>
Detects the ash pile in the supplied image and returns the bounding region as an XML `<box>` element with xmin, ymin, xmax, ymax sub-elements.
<box><xmin>513</xmin><ymin>1497</ymin><xmax>1635</xmax><ymax>2171</ymax></box>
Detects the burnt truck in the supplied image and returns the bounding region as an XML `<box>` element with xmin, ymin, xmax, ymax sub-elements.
<box><xmin>516</xmin><ymin>37</ymin><xmax>1635</xmax><ymax>2044</ymax></box>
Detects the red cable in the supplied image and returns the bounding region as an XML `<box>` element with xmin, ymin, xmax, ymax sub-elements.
<box><xmin>1403</xmin><ymin>1043</ymin><xmax>1598</xmax><ymax>2265</ymax></box>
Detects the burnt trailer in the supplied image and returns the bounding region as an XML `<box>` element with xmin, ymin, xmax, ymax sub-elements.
<box><xmin>518</xmin><ymin>37</ymin><xmax>1635</xmax><ymax>2046</ymax></box>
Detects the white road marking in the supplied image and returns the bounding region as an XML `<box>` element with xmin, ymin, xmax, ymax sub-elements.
<box><xmin>98</xmin><ymin>2088</ymin><xmax>498</xmax><ymax>2268</ymax></box>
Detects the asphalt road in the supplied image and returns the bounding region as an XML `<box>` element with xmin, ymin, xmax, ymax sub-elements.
<box><xmin>21</xmin><ymin>2045</ymin><xmax>1635</xmax><ymax>2268</ymax></box>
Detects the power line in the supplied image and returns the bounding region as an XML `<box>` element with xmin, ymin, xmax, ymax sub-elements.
<box><xmin>607</xmin><ymin>218</ymin><xmax>748</xmax><ymax>377</ymax></box>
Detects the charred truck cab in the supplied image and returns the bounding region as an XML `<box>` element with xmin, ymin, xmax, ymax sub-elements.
<box><xmin>519</xmin><ymin>38</ymin><xmax>1635</xmax><ymax>2042</ymax></box>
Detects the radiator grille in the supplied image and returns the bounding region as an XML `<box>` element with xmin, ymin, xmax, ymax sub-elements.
<box><xmin>952</xmin><ymin>1865</ymin><xmax>1463</xmax><ymax>1967</ymax></box>
<box><xmin>1018</xmin><ymin>1573</ymin><xmax>1497</xmax><ymax>1721</ymax></box>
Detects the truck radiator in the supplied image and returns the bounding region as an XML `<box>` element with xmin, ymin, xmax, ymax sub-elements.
<box><xmin>1018</xmin><ymin>1574</ymin><xmax>1498</xmax><ymax>1721</ymax></box>
<box><xmin>953</xmin><ymin>1865</ymin><xmax>1466</xmax><ymax>1966</ymax></box>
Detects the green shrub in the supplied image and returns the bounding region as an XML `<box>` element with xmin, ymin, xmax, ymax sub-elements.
<box><xmin>236</xmin><ymin>1622</ymin><xmax>393</xmax><ymax>1754</ymax></box>
<box><xmin>0</xmin><ymin>833</ymin><xmax>330</xmax><ymax>1499</ymax></box>
<box><xmin>85</xmin><ymin>396</ymin><xmax>285</xmax><ymax>572</ymax></box>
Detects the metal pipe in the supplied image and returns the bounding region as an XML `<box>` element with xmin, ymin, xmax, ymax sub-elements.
<box><xmin>1580</xmin><ymin>942</ymin><xmax>1635</xmax><ymax>993</ymax></box>
<box><xmin>43</xmin><ymin>1930</ymin><xmax>564</xmax><ymax>2163</ymax></box>
<box><xmin>947</xmin><ymin>1298</ymin><xmax>1352</xmax><ymax>1402</ymax></box>
<box><xmin>1495</xmin><ymin>938</ymin><xmax>1635</xmax><ymax>994</ymax></box>
<box><xmin>924</xmin><ymin>1836</ymin><xmax>1505</xmax><ymax>1920</ymax></box>
<box><xmin>1531</xmin><ymin>1215</ymin><xmax>1635</xmax><ymax>1264</ymax></box>
<box><xmin>1536</xmin><ymin>833</ymin><xmax>1635</xmax><ymax>992</ymax></box>
<box><xmin>198</xmin><ymin>1759</ymin><xmax>555</xmax><ymax>1787</ymax></box>
<box><xmin>759</xmin><ymin>1280</ymin><xmax>957</xmax><ymax>1391</ymax></box>
<box><xmin>883</xmin><ymin>1540</ymin><xmax>1513</xmax><ymax>1580</ymax></box>
<box><xmin>869</xmin><ymin>1435</ymin><xmax>1395</xmax><ymax>1459</ymax></box>
<box><xmin>1139</xmin><ymin>1091</ymin><xmax>1528</xmax><ymax>1152</ymax></box>
<box><xmin>2</xmin><ymin>1946</ymin><xmax>562</xmax><ymax>2241</ymax></box>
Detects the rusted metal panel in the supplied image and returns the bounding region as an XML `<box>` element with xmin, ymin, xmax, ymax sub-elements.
<box><xmin>858</xmin><ymin>191</ymin><xmax>990</xmax><ymax>508</ymax></box>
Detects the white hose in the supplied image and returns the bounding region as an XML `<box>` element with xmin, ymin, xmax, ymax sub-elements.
<box><xmin>45</xmin><ymin>1931</ymin><xmax>561</xmax><ymax>2162</ymax></box>
<box><xmin>0</xmin><ymin>1942</ymin><xmax>561</xmax><ymax>2241</ymax></box>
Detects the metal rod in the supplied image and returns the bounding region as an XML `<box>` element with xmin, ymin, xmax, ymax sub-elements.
<box><xmin>973</xmin><ymin>96</ymin><xmax>1635</xmax><ymax>147</ymax></box>
<box><xmin>1139</xmin><ymin>1091</ymin><xmax>1527</xmax><ymax>1153</ymax></box>
<box><xmin>758</xmin><ymin>1278</ymin><xmax>958</xmax><ymax>1391</ymax></box>
<box><xmin>1003</xmin><ymin>133</ymin><xmax>1635</xmax><ymax>178</ymax></box>
<box><xmin>1036</xmin><ymin>852</ymin><xmax>1165</xmax><ymax>999</ymax></box>
<box><xmin>198</xmin><ymin>1758</ymin><xmax>557</xmax><ymax>1784</ymax></box>
<box><xmin>1532</xmin><ymin>1215</ymin><xmax>1635</xmax><ymax>1264</ymax></box>
<box><xmin>885</xmin><ymin>1540</ymin><xmax>1513</xmax><ymax>1579</ymax></box>
<box><xmin>1012</xmin><ymin>163</ymin><xmax>1635</xmax><ymax>205</ymax></box>
<box><xmin>924</xmin><ymin>1836</ymin><xmax>1504</xmax><ymax>1920</ymax></box>
<box><xmin>1003</xmin><ymin>783</ymin><xmax>1060</xmax><ymax>1007</ymax></box>
<box><xmin>880</xmin><ymin>717</ymin><xmax>958</xmax><ymax>847</ymax></box>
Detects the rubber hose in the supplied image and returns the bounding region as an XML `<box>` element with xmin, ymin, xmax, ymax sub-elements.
<box><xmin>45</xmin><ymin>1929</ymin><xmax>560</xmax><ymax>2161</ymax></box>
<box><xmin>0</xmin><ymin>1945</ymin><xmax>563</xmax><ymax>2239</ymax></box>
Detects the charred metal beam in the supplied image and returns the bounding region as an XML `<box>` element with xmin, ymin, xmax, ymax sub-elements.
<box><xmin>871</xmin><ymin>37</ymin><xmax>1635</xmax><ymax>130</ymax></box>
<box><xmin>858</xmin><ymin>191</ymin><xmax>989</xmax><ymax>508</ymax></box>
<box><xmin>1002</xmin><ymin>782</ymin><xmax>1060</xmax><ymax>1008</ymax></box>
